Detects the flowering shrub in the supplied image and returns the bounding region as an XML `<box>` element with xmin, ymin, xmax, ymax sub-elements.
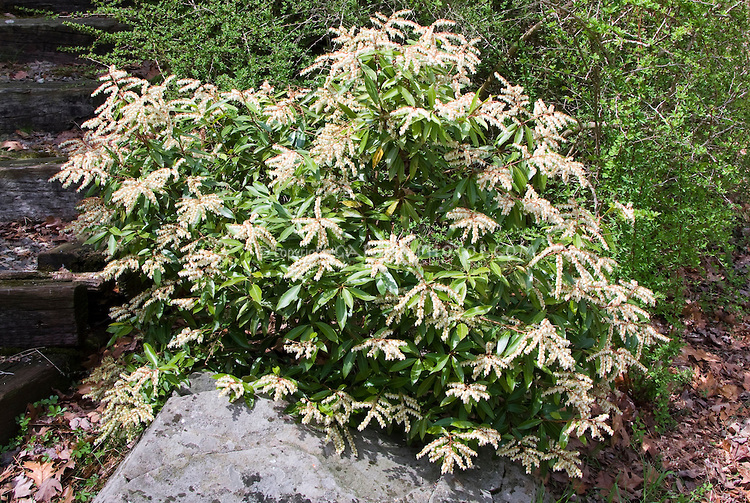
<box><xmin>56</xmin><ymin>11</ymin><xmax>666</xmax><ymax>476</ymax></box>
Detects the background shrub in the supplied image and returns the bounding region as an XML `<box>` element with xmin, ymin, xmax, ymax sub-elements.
<box><xmin>75</xmin><ymin>0</ymin><xmax>750</xmax><ymax>318</ymax></box>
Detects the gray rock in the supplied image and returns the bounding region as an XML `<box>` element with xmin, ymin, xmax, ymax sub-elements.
<box><xmin>95</xmin><ymin>376</ymin><xmax>550</xmax><ymax>503</ymax></box>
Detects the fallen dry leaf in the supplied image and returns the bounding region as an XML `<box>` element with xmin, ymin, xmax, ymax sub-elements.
<box><xmin>734</xmin><ymin>444</ymin><xmax>750</xmax><ymax>462</ymax></box>
<box><xmin>59</xmin><ymin>486</ymin><xmax>75</xmax><ymax>503</ymax></box>
<box><xmin>739</xmin><ymin>463</ymin><xmax>750</xmax><ymax>485</ymax></box>
<box><xmin>0</xmin><ymin>465</ymin><xmax>14</xmax><ymax>484</ymax></box>
<box><xmin>1</xmin><ymin>140</ymin><xmax>24</xmax><ymax>151</ymax></box>
<box><xmin>23</xmin><ymin>460</ymin><xmax>54</xmax><ymax>487</ymax></box>
<box><xmin>617</xmin><ymin>469</ymin><xmax>644</xmax><ymax>492</ymax></box>
<box><xmin>743</xmin><ymin>372</ymin><xmax>750</xmax><ymax>392</ymax></box>
<box><xmin>35</xmin><ymin>477</ymin><xmax>62</xmax><ymax>502</ymax></box>
<box><xmin>697</xmin><ymin>371</ymin><xmax>721</xmax><ymax>397</ymax></box>
<box><xmin>641</xmin><ymin>436</ymin><xmax>658</xmax><ymax>458</ymax></box>
<box><xmin>11</xmin><ymin>475</ymin><xmax>33</xmax><ymax>499</ymax></box>
<box><xmin>12</xmin><ymin>70</ymin><xmax>28</xmax><ymax>80</ymax></box>
<box><xmin>69</xmin><ymin>416</ymin><xmax>92</xmax><ymax>431</ymax></box>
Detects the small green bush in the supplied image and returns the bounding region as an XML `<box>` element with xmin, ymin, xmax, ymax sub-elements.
<box><xmin>57</xmin><ymin>12</ymin><xmax>666</xmax><ymax>476</ymax></box>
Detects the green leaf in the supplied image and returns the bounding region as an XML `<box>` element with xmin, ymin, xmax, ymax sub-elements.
<box><xmin>314</xmin><ymin>289</ymin><xmax>338</xmax><ymax>312</ymax></box>
<box><xmin>380</xmin><ymin>270</ymin><xmax>399</xmax><ymax>294</ymax></box>
<box><xmin>389</xmin><ymin>358</ymin><xmax>417</xmax><ymax>372</ymax></box>
<box><xmin>455</xmin><ymin>323</ymin><xmax>469</xmax><ymax>340</ymax></box>
<box><xmin>277</xmin><ymin>284</ymin><xmax>301</xmax><ymax>310</ymax></box>
<box><xmin>342</xmin><ymin>351</ymin><xmax>356</xmax><ymax>378</ymax></box>
<box><xmin>335</xmin><ymin>295</ymin><xmax>348</xmax><ymax>330</ymax></box>
<box><xmin>248</xmin><ymin>284</ymin><xmax>263</xmax><ymax>304</ymax></box>
<box><xmin>107</xmin><ymin>234</ymin><xmax>117</xmax><ymax>257</ymax></box>
<box><xmin>143</xmin><ymin>343</ymin><xmax>159</xmax><ymax>367</ymax></box>
<box><xmin>348</xmin><ymin>287</ymin><xmax>375</xmax><ymax>301</ymax></box>
<box><xmin>362</xmin><ymin>66</ymin><xmax>380</xmax><ymax>104</ymax></box>
<box><xmin>400</xmin><ymin>86</ymin><xmax>416</xmax><ymax>106</ymax></box>
<box><xmin>411</xmin><ymin>360</ymin><xmax>424</xmax><ymax>384</ymax></box>
<box><xmin>458</xmin><ymin>247</ymin><xmax>470</xmax><ymax>270</ymax></box>
<box><xmin>341</xmin><ymin>288</ymin><xmax>354</xmax><ymax>309</ymax></box>
<box><xmin>338</xmin><ymin>103</ymin><xmax>357</xmax><ymax>119</ymax></box>
<box><xmin>219</xmin><ymin>276</ymin><xmax>247</xmax><ymax>289</ymax></box>
<box><xmin>314</xmin><ymin>322</ymin><xmax>339</xmax><ymax>342</ymax></box>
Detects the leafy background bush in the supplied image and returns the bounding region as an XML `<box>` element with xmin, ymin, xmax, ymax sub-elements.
<box><xmin>58</xmin><ymin>13</ymin><xmax>668</xmax><ymax>476</ymax></box>
<box><xmin>76</xmin><ymin>0</ymin><xmax>750</xmax><ymax>319</ymax></box>
<box><xmin>76</xmin><ymin>0</ymin><xmax>518</xmax><ymax>90</ymax></box>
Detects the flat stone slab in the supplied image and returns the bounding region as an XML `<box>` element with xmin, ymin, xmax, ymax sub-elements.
<box><xmin>95</xmin><ymin>374</ymin><xmax>549</xmax><ymax>503</ymax></box>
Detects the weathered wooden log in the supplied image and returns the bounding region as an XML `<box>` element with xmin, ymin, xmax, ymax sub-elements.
<box><xmin>0</xmin><ymin>0</ymin><xmax>92</xmax><ymax>14</ymax></box>
<box><xmin>0</xmin><ymin>80</ymin><xmax>99</xmax><ymax>133</ymax></box>
<box><xmin>0</xmin><ymin>158</ymin><xmax>81</xmax><ymax>221</ymax></box>
<box><xmin>38</xmin><ymin>240</ymin><xmax>105</xmax><ymax>272</ymax></box>
<box><xmin>0</xmin><ymin>17</ymin><xmax>119</xmax><ymax>63</ymax></box>
<box><xmin>0</xmin><ymin>277</ymin><xmax>87</xmax><ymax>347</ymax></box>
<box><xmin>0</xmin><ymin>352</ymin><xmax>72</xmax><ymax>445</ymax></box>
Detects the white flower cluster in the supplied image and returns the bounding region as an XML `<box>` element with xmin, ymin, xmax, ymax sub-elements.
<box><xmin>216</xmin><ymin>375</ymin><xmax>245</xmax><ymax>402</ymax></box>
<box><xmin>476</xmin><ymin>165</ymin><xmax>513</xmax><ymax>192</ymax></box>
<box><xmin>386</xmin><ymin>280</ymin><xmax>463</xmax><ymax>326</ymax></box>
<box><xmin>365</xmin><ymin>234</ymin><xmax>418</xmax><ymax>276</ymax></box>
<box><xmin>310</xmin><ymin>122</ymin><xmax>356</xmax><ymax>174</ymax></box>
<box><xmin>110</xmin><ymin>167</ymin><xmax>178</xmax><ymax>213</ymax></box>
<box><xmin>292</xmin><ymin>198</ymin><xmax>344</xmax><ymax>248</ymax></box>
<box><xmin>417</xmin><ymin>427</ymin><xmax>501</xmax><ymax>474</ymax></box>
<box><xmin>96</xmin><ymin>366</ymin><xmax>159</xmax><ymax>443</ymax></box>
<box><xmin>497</xmin><ymin>436</ymin><xmax>582</xmax><ymax>478</ymax></box>
<box><xmin>83</xmin><ymin>356</ymin><xmax>123</xmax><ymax>401</ymax></box>
<box><xmin>227</xmin><ymin>214</ymin><xmax>277</xmax><ymax>260</ymax></box>
<box><xmin>283</xmin><ymin>339</ymin><xmax>320</xmax><ymax>360</ymax></box>
<box><xmin>168</xmin><ymin>327</ymin><xmax>205</xmax><ymax>348</ymax></box>
<box><xmin>52</xmin><ymin>134</ymin><xmax>116</xmax><ymax>189</ymax></box>
<box><xmin>519</xmin><ymin>143</ymin><xmax>589</xmax><ymax>188</ymax></box>
<box><xmin>69</xmin><ymin>197</ymin><xmax>113</xmax><ymax>235</ymax></box>
<box><xmin>355</xmin><ymin>392</ymin><xmax>422</xmax><ymax>433</ymax></box>
<box><xmin>102</xmin><ymin>255</ymin><xmax>140</xmax><ymax>279</ymax></box>
<box><xmin>266</xmin><ymin>144</ymin><xmax>302</xmax><ymax>187</ymax></box>
<box><xmin>298</xmin><ymin>392</ymin><xmax>359</xmax><ymax>456</ymax></box>
<box><xmin>285</xmin><ymin>250</ymin><xmax>345</xmax><ymax>282</ymax></box>
<box><xmin>176</xmin><ymin>194</ymin><xmax>224</xmax><ymax>227</ymax></box>
<box><xmin>445</xmin><ymin>382</ymin><xmax>490</xmax><ymax>405</ymax></box>
<box><xmin>178</xmin><ymin>249</ymin><xmax>222</xmax><ymax>284</ymax></box>
<box><xmin>156</xmin><ymin>224</ymin><xmax>191</xmax><ymax>250</ymax></box>
<box><xmin>141</xmin><ymin>252</ymin><xmax>170</xmax><ymax>279</ymax></box>
<box><xmin>446</xmin><ymin>207</ymin><xmax>498</xmax><ymax>243</ymax></box>
<box><xmin>520</xmin><ymin>186</ymin><xmax>563</xmax><ymax>224</ymax></box>
<box><xmin>531</xmin><ymin>99</ymin><xmax>574</xmax><ymax>150</ymax></box>
<box><xmin>352</xmin><ymin>331</ymin><xmax>408</xmax><ymax>360</ymax></box>
<box><xmin>390</xmin><ymin>106</ymin><xmax>432</xmax><ymax>136</ymax></box>
<box><xmin>252</xmin><ymin>374</ymin><xmax>298</xmax><ymax>402</ymax></box>
<box><xmin>462</xmin><ymin>342</ymin><xmax>509</xmax><ymax>379</ymax></box>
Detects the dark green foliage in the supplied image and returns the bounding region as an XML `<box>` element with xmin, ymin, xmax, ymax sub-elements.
<box><xmin>74</xmin><ymin>0</ymin><xmax>518</xmax><ymax>90</ymax></box>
